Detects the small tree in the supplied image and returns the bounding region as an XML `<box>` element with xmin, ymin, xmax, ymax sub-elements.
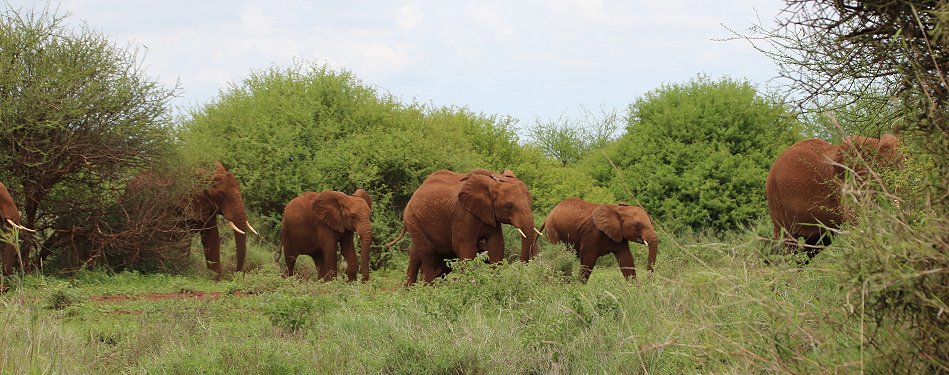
<box><xmin>592</xmin><ymin>76</ymin><xmax>801</xmax><ymax>233</ymax></box>
<box><xmin>529</xmin><ymin>107</ymin><xmax>620</xmax><ymax>165</ymax></box>
<box><xmin>0</xmin><ymin>6</ymin><xmax>178</xmax><ymax>270</ymax></box>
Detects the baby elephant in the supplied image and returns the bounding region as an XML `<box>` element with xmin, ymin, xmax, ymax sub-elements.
<box><xmin>544</xmin><ymin>198</ymin><xmax>659</xmax><ymax>282</ymax></box>
<box><xmin>281</xmin><ymin>189</ymin><xmax>372</xmax><ymax>281</ymax></box>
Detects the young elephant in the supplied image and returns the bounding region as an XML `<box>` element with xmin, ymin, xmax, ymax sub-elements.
<box><xmin>281</xmin><ymin>189</ymin><xmax>372</xmax><ymax>281</ymax></box>
<box><xmin>543</xmin><ymin>198</ymin><xmax>659</xmax><ymax>282</ymax></box>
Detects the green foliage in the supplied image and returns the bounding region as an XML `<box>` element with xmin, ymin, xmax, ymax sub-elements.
<box><xmin>262</xmin><ymin>294</ymin><xmax>320</xmax><ymax>333</ymax></box>
<box><xmin>585</xmin><ymin>76</ymin><xmax>801</xmax><ymax>233</ymax></box>
<box><xmin>44</xmin><ymin>283</ymin><xmax>82</xmax><ymax>311</ymax></box>
<box><xmin>512</xmin><ymin>146</ymin><xmax>616</xmax><ymax>215</ymax></box>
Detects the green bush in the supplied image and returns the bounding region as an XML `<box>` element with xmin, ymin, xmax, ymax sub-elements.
<box><xmin>262</xmin><ymin>294</ymin><xmax>319</xmax><ymax>333</ymax></box>
<box><xmin>583</xmin><ymin>76</ymin><xmax>801</xmax><ymax>233</ymax></box>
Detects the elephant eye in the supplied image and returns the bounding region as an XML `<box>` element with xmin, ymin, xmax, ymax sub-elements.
<box><xmin>504</xmin><ymin>202</ymin><xmax>514</xmax><ymax>209</ymax></box>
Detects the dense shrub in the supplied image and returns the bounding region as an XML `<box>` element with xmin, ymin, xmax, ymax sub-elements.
<box><xmin>582</xmin><ymin>76</ymin><xmax>801</xmax><ymax>233</ymax></box>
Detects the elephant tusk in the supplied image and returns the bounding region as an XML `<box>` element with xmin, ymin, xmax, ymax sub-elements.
<box><xmin>246</xmin><ymin>221</ymin><xmax>259</xmax><ymax>235</ymax></box>
<box><xmin>534</xmin><ymin>227</ymin><xmax>542</xmax><ymax>235</ymax></box>
<box><xmin>516</xmin><ymin>228</ymin><xmax>526</xmax><ymax>238</ymax></box>
<box><xmin>644</xmin><ymin>240</ymin><xmax>649</xmax><ymax>246</ymax></box>
<box><xmin>227</xmin><ymin>220</ymin><xmax>246</xmax><ymax>235</ymax></box>
<box><xmin>6</xmin><ymin>219</ymin><xmax>35</xmax><ymax>233</ymax></box>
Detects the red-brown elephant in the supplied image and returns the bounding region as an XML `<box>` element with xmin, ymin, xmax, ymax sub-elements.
<box><xmin>543</xmin><ymin>198</ymin><xmax>659</xmax><ymax>282</ymax></box>
<box><xmin>281</xmin><ymin>189</ymin><xmax>372</xmax><ymax>281</ymax></box>
<box><xmin>398</xmin><ymin>169</ymin><xmax>540</xmax><ymax>285</ymax></box>
<box><xmin>766</xmin><ymin>134</ymin><xmax>901</xmax><ymax>256</ymax></box>
<box><xmin>128</xmin><ymin>161</ymin><xmax>257</xmax><ymax>275</ymax></box>
<box><xmin>0</xmin><ymin>181</ymin><xmax>35</xmax><ymax>276</ymax></box>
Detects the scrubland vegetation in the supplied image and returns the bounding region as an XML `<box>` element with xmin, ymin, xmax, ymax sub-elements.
<box><xmin>1</xmin><ymin>1</ymin><xmax>946</xmax><ymax>373</ymax></box>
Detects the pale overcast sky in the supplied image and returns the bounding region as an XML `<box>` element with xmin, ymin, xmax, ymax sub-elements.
<box><xmin>8</xmin><ymin>0</ymin><xmax>787</xmax><ymax>128</ymax></box>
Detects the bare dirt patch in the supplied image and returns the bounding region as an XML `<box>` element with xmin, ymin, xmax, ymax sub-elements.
<box><xmin>89</xmin><ymin>291</ymin><xmax>247</xmax><ymax>303</ymax></box>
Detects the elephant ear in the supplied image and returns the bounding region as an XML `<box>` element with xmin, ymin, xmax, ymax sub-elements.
<box><xmin>458</xmin><ymin>175</ymin><xmax>497</xmax><ymax>227</ymax></box>
<box><xmin>501</xmin><ymin>169</ymin><xmax>516</xmax><ymax>178</ymax></box>
<box><xmin>313</xmin><ymin>193</ymin><xmax>345</xmax><ymax>233</ymax></box>
<box><xmin>352</xmin><ymin>188</ymin><xmax>372</xmax><ymax>211</ymax></box>
<box><xmin>592</xmin><ymin>205</ymin><xmax>623</xmax><ymax>242</ymax></box>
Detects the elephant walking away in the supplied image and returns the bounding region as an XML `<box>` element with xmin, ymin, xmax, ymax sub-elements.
<box><xmin>127</xmin><ymin>161</ymin><xmax>258</xmax><ymax>275</ymax></box>
<box><xmin>1</xmin><ymin>181</ymin><xmax>35</xmax><ymax>276</ymax></box>
<box><xmin>543</xmin><ymin>198</ymin><xmax>658</xmax><ymax>282</ymax></box>
<box><xmin>281</xmin><ymin>189</ymin><xmax>373</xmax><ymax>281</ymax></box>
<box><xmin>766</xmin><ymin>134</ymin><xmax>901</xmax><ymax>257</ymax></box>
<box><xmin>401</xmin><ymin>169</ymin><xmax>541</xmax><ymax>285</ymax></box>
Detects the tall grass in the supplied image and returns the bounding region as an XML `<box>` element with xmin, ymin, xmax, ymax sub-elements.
<box><xmin>2</xmin><ymin>221</ymin><xmax>898</xmax><ymax>373</ymax></box>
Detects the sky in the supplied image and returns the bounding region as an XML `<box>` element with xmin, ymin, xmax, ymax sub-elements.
<box><xmin>9</xmin><ymin>0</ymin><xmax>788</xmax><ymax>129</ymax></box>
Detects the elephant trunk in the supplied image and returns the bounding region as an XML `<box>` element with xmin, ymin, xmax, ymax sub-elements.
<box><xmin>645</xmin><ymin>233</ymin><xmax>659</xmax><ymax>272</ymax></box>
<box><xmin>224</xmin><ymin>209</ymin><xmax>248</xmax><ymax>272</ymax></box>
<box><xmin>357</xmin><ymin>222</ymin><xmax>372</xmax><ymax>282</ymax></box>
<box><xmin>515</xmin><ymin>217</ymin><xmax>539</xmax><ymax>262</ymax></box>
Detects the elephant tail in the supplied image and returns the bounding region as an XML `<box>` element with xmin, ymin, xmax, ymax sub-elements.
<box><xmin>384</xmin><ymin>226</ymin><xmax>406</xmax><ymax>248</ymax></box>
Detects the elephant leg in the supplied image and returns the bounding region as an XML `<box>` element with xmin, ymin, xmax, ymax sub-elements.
<box><xmin>339</xmin><ymin>234</ymin><xmax>358</xmax><ymax>282</ymax></box>
<box><xmin>483</xmin><ymin>231</ymin><xmax>505</xmax><ymax>263</ymax></box>
<box><xmin>285</xmin><ymin>253</ymin><xmax>297</xmax><ymax>277</ymax></box>
<box><xmin>318</xmin><ymin>239</ymin><xmax>339</xmax><ymax>281</ymax></box>
<box><xmin>578</xmin><ymin>251</ymin><xmax>599</xmax><ymax>283</ymax></box>
<box><xmin>420</xmin><ymin>254</ymin><xmax>440</xmax><ymax>283</ymax></box>
<box><xmin>406</xmin><ymin>250</ymin><xmax>422</xmax><ymax>286</ymax></box>
<box><xmin>614</xmin><ymin>248</ymin><xmax>636</xmax><ymax>279</ymax></box>
<box><xmin>2</xmin><ymin>243</ymin><xmax>13</xmax><ymax>276</ymax></box>
<box><xmin>200</xmin><ymin>225</ymin><xmax>222</xmax><ymax>274</ymax></box>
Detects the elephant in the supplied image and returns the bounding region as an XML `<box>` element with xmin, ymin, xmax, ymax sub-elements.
<box><xmin>543</xmin><ymin>198</ymin><xmax>659</xmax><ymax>282</ymax></box>
<box><xmin>127</xmin><ymin>161</ymin><xmax>257</xmax><ymax>275</ymax></box>
<box><xmin>397</xmin><ymin>168</ymin><xmax>541</xmax><ymax>285</ymax></box>
<box><xmin>0</xmin><ymin>181</ymin><xmax>35</xmax><ymax>276</ymax></box>
<box><xmin>766</xmin><ymin>134</ymin><xmax>901</xmax><ymax>256</ymax></box>
<box><xmin>281</xmin><ymin>189</ymin><xmax>373</xmax><ymax>281</ymax></box>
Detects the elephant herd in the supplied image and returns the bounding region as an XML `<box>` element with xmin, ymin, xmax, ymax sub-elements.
<box><xmin>0</xmin><ymin>134</ymin><xmax>901</xmax><ymax>283</ymax></box>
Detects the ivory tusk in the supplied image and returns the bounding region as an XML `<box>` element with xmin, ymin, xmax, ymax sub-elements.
<box><xmin>534</xmin><ymin>227</ymin><xmax>542</xmax><ymax>235</ymax></box>
<box><xmin>246</xmin><ymin>221</ymin><xmax>259</xmax><ymax>235</ymax></box>
<box><xmin>644</xmin><ymin>240</ymin><xmax>649</xmax><ymax>246</ymax></box>
<box><xmin>227</xmin><ymin>220</ymin><xmax>246</xmax><ymax>235</ymax></box>
<box><xmin>516</xmin><ymin>228</ymin><xmax>527</xmax><ymax>238</ymax></box>
<box><xmin>6</xmin><ymin>219</ymin><xmax>35</xmax><ymax>233</ymax></box>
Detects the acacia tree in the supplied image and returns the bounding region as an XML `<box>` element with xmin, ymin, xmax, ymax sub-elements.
<box><xmin>0</xmin><ymin>7</ymin><xmax>177</xmax><ymax>270</ymax></box>
<box><xmin>529</xmin><ymin>107</ymin><xmax>621</xmax><ymax>165</ymax></box>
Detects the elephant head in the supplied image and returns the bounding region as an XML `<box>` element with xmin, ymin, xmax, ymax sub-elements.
<box><xmin>459</xmin><ymin>170</ymin><xmax>539</xmax><ymax>261</ymax></box>
<box><xmin>0</xmin><ymin>182</ymin><xmax>23</xmax><ymax>231</ymax></box>
<box><xmin>591</xmin><ymin>202</ymin><xmax>659</xmax><ymax>272</ymax></box>
<box><xmin>835</xmin><ymin>133</ymin><xmax>902</xmax><ymax>176</ymax></box>
<box><xmin>196</xmin><ymin>161</ymin><xmax>257</xmax><ymax>271</ymax></box>
<box><xmin>312</xmin><ymin>189</ymin><xmax>373</xmax><ymax>281</ymax></box>
<box><xmin>1</xmin><ymin>182</ymin><xmax>34</xmax><ymax>276</ymax></box>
